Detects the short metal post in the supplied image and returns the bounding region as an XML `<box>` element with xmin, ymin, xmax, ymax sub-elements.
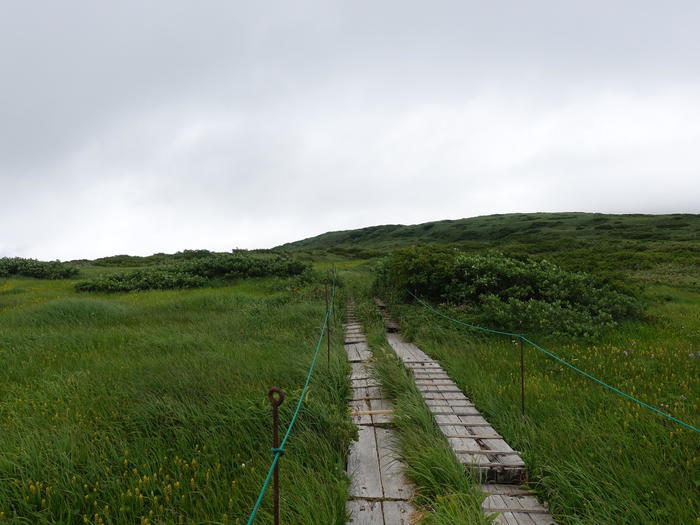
<box><xmin>325</xmin><ymin>275</ymin><xmax>331</xmax><ymax>368</ymax></box>
<box><xmin>268</xmin><ymin>387</ymin><xmax>285</xmax><ymax>525</ymax></box>
<box><xmin>519</xmin><ymin>337</ymin><xmax>526</xmax><ymax>423</ymax></box>
<box><xmin>332</xmin><ymin>267</ymin><xmax>338</xmax><ymax>325</ymax></box>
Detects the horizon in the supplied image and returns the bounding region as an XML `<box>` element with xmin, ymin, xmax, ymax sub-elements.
<box><xmin>4</xmin><ymin>210</ymin><xmax>698</xmax><ymax>261</ymax></box>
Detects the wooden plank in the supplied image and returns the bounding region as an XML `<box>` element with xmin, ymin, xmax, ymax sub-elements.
<box><xmin>347</xmin><ymin>426</ymin><xmax>383</xmax><ymax>499</ymax></box>
<box><xmin>457</xmin><ymin>456</ymin><xmax>524</xmax><ymax>469</ymax></box>
<box><xmin>478</xmin><ymin>439</ymin><xmax>525</xmax><ymax>467</ymax></box>
<box><xmin>457</xmin><ymin>414</ymin><xmax>491</xmax><ymax>426</ymax></box>
<box><xmin>353</xmin><ymin>342</ymin><xmax>372</xmax><ymax>361</ymax></box>
<box><xmin>417</xmin><ymin>385</ymin><xmax>463</xmax><ymax>393</ymax></box>
<box><xmin>375</xmin><ymin>427</ymin><xmax>412</xmax><ymax>500</ymax></box>
<box><xmin>435</xmin><ymin>414</ymin><xmax>465</xmax><ymax>425</ymax></box>
<box><xmin>490</xmin><ymin>514</ymin><xmax>511</xmax><ymax>525</ymax></box>
<box><xmin>381</xmin><ymin>501</ymin><xmax>415</xmax><ymax>524</ymax></box>
<box><xmin>351</xmin><ymin>363</ymin><xmax>373</xmax><ymax>381</ymax></box>
<box><xmin>351</xmin><ymin>378</ymin><xmax>381</xmax><ymax>389</ymax></box>
<box><xmin>482</xmin><ymin>485</ymin><xmax>532</xmax><ymax>496</ymax></box>
<box><xmin>350</xmin><ymin>399</ymin><xmax>372</xmax><ymax>425</ymax></box>
<box><xmin>413</xmin><ymin>374</ymin><xmax>451</xmax><ymax>380</ymax></box>
<box><xmin>529</xmin><ymin>513</ymin><xmax>558</xmax><ymax>525</ymax></box>
<box><xmin>369</xmin><ymin>398</ymin><xmax>394</xmax><ymax>425</ymax></box>
<box><xmin>351</xmin><ymin>385</ymin><xmax>383</xmax><ymax>401</ymax></box>
<box><xmin>429</xmin><ymin>406</ymin><xmax>480</xmax><ymax>416</ymax></box>
<box><xmin>351</xmin><ymin>409</ymin><xmax>394</xmax><ymax>416</ymax></box>
<box><xmin>428</xmin><ymin>392</ymin><xmax>469</xmax><ymax>401</ymax></box>
<box><xmin>346</xmin><ymin>345</ymin><xmax>362</xmax><ymax>362</ymax></box>
<box><xmin>345</xmin><ymin>498</ymin><xmax>384</xmax><ymax>525</ymax></box>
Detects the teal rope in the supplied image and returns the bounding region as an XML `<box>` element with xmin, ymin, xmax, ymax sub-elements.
<box><xmin>408</xmin><ymin>291</ymin><xmax>699</xmax><ymax>433</ymax></box>
<box><xmin>246</xmin><ymin>276</ymin><xmax>337</xmax><ymax>524</ymax></box>
<box><xmin>407</xmin><ymin>290</ymin><xmax>521</xmax><ymax>338</ymax></box>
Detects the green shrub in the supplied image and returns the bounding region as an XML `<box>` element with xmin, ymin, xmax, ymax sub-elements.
<box><xmin>75</xmin><ymin>270</ymin><xmax>208</xmax><ymax>292</ymax></box>
<box><xmin>0</xmin><ymin>257</ymin><xmax>79</xmax><ymax>279</ymax></box>
<box><xmin>75</xmin><ymin>254</ymin><xmax>310</xmax><ymax>292</ymax></box>
<box><xmin>375</xmin><ymin>247</ymin><xmax>642</xmax><ymax>336</ymax></box>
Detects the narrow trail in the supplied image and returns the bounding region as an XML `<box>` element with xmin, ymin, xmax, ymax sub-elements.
<box><xmin>375</xmin><ymin>299</ymin><xmax>557</xmax><ymax>525</ymax></box>
<box><xmin>344</xmin><ymin>303</ymin><xmax>415</xmax><ymax>525</ymax></box>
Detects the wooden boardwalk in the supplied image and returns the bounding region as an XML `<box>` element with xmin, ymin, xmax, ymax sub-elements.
<box><xmin>344</xmin><ymin>304</ymin><xmax>415</xmax><ymax>525</ymax></box>
<box><xmin>375</xmin><ymin>300</ymin><xmax>556</xmax><ymax>525</ymax></box>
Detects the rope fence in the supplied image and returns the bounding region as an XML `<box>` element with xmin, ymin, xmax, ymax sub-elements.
<box><xmin>245</xmin><ymin>272</ymin><xmax>337</xmax><ymax>524</ymax></box>
<box><xmin>407</xmin><ymin>290</ymin><xmax>699</xmax><ymax>433</ymax></box>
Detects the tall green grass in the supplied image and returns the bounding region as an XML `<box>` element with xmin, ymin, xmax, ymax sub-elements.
<box><xmin>0</xmin><ymin>275</ymin><xmax>352</xmax><ymax>524</ymax></box>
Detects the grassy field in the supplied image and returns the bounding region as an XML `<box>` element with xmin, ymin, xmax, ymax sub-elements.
<box><xmin>0</xmin><ymin>273</ymin><xmax>352</xmax><ymax>524</ymax></box>
<box><xmin>1</xmin><ymin>212</ymin><xmax>698</xmax><ymax>524</ymax></box>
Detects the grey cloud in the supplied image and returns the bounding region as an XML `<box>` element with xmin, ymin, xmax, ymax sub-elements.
<box><xmin>1</xmin><ymin>1</ymin><xmax>699</xmax><ymax>259</ymax></box>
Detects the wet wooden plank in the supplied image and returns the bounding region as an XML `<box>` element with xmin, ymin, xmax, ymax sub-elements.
<box><xmin>345</xmin><ymin>343</ymin><xmax>372</xmax><ymax>362</ymax></box>
<box><xmin>351</xmin><ymin>363</ymin><xmax>373</xmax><ymax>381</ymax></box>
<box><xmin>351</xmin><ymin>385</ymin><xmax>383</xmax><ymax>401</ymax></box>
<box><xmin>424</xmin><ymin>391</ymin><xmax>470</xmax><ymax>401</ymax></box>
<box><xmin>369</xmin><ymin>398</ymin><xmax>394</xmax><ymax>425</ymax></box>
<box><xmin>350</xmin><ymin>399</ymin><xmax>372</xmax><ymax>425</ymax></box>
<box><xmin>375</xmin><ymin>426</ymin><xmax>412</xmax><ymax>500</ymax></box>
<box><xmin>347</xmin><ymin>426</ymin><xmax>383</xmax><ymax>499</ymax></box>
<box><xmin>381</xmin><ymin>501</ymin><xmax>415</xmax><ymax>524</ymax></box>
<box><xmin>429</xmin><ymin>405</ymin><xmax>480</xmax><ymax>416</ymax></box>
<box><xmin>346</xmin><ymin>498</ymin><xmax>384</xmax><ymax>525</ymax></box>
<box><xmin>351</xmin><ymin>377</ymin><xmax>381</xmax><ymax>389</ymax></box>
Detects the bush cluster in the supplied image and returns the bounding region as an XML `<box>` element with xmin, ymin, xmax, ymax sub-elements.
<box><xmin>0</xmin><ymin>257</ymin><xmax>79</xmax><ymax>279</ymax></box>
<box><xmin>375</xmin><ymin>247</ymin><xmax>642</xmax><ymax>336</ymax></box>
<box><xmin>75</xmin><ymin>254</ymin><xmax>309</xmax><ymax>292</ymax></box>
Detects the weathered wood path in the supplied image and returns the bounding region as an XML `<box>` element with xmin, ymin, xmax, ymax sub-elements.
<box><xmin>345</xmin><ymin>303</ymin><xmax>415</xmax><ymax>525</ymax></box>
<box><xmin>376</xmin><ymin>299</ymin><xmax>556</xmax><ymax>525</ymax></box>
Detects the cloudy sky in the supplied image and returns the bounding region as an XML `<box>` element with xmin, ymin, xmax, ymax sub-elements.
<box><xmin>2</xmin><ymin>1</ymin><xmax>699</xmax><ymax>260</ymax></box>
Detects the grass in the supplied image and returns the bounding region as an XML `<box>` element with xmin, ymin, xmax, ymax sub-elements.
<box><xmin>381</xmin><ymin>283</ymin><xmax>700</xmax><ymax>524</ymax></box>
<box><xmin>0</xmin><ymin>272</ymin><xmax>353</xmax><ymax>524</ymax></box>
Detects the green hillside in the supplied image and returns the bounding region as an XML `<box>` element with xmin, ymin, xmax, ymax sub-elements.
<box><xmin>279</xmin><ymin>212</ymin><xmax>699</xmax><ymax>250</ymax></box>
<box><xmin>278</xmin><ymin>212</ymin><xmax>700</xmax><ymax>283</ymax></box>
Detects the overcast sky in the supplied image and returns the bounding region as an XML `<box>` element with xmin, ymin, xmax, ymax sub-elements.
<box><xmin>2</xmin><ymin>1</ymin><xmax>699</xmax><ymax>260</ymax></box>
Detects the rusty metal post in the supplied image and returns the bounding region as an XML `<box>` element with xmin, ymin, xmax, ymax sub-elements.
<box><xmin>268</xmin><ymin>387</ymin><xmax>285</xmax><ymax>525</ymax></box>
<box><xmin>331</xmin><ymin>267</ymin><xmax>338</xmax><ymax>325</ymax></box>
<box><xmin>519</xmin><ymin>337</ymin><xmax>526</xmax><ymax>423</ymax></box>
<box><xmin>325</xmin><ymin>271</ymin><xmax>332</xmax><ymax>369</ymax></box>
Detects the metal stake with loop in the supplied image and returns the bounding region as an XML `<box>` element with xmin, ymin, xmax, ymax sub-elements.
<box><xmin>267</xmin><ymin>387</ymin><xmax>286</xmax><ymax>525</ymax></box>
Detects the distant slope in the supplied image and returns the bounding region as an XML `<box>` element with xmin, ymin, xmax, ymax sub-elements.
<box><xmin>276</xmin><ymin>212</ymin><xmax>700</xmax><ymax>277</ymax></box>
<box><xmin>278</xmin><ymin>212</ymin><xmax>700</xmax><ymax>251</ymax></box>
